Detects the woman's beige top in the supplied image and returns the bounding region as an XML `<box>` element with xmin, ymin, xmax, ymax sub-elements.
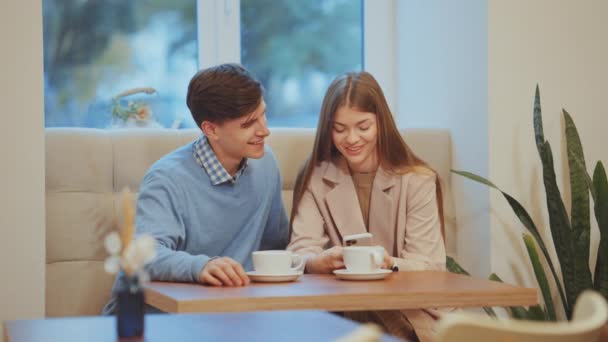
<box><xmin>351</xmin><ymin>171</ymin><xmax>376</xmax><ymax>230</ymax></box>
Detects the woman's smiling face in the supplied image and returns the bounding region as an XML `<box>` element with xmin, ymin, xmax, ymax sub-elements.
<box><xmin>331</xmin><ymin>106</ymin><xmax>378</xmax><ymax>173</ymax></box>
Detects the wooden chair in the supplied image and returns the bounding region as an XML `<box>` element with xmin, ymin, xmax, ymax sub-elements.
<box><xmin>436</xmin><ymin>290</ymin><xmax>608</xmax><ymax>342</ymax></box>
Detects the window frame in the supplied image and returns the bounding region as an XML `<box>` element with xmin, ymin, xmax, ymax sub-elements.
<box><xmin>196</xmin><ymin>0</ymin><xmax>397</xmax><ymax>115</ymax></box>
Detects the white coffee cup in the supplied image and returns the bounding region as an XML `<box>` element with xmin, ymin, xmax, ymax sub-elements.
<box><xmin>343</xmin><ymin>246</ymin><xmax>384</xmax><ymax>273</ymax></box>
<box><xmin>252</xmin><ymin>250</ymin><xmax>304</xmax><ymax>274</ymax></box>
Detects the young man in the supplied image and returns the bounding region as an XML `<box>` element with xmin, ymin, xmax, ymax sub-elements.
<box><xmin>103</xmin><ymin>63</ymin><xmax>289</xmax><ymax>314</ymax></box>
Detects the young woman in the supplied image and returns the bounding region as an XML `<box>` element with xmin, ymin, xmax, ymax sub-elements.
<box><xmin>287</xmin><ymin>71</ymin><xmax>446</xmax><ymax>342</ymax></box>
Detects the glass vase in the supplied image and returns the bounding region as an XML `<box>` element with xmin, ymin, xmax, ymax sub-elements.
<box><xmin>116</xmin><ymin>274</ymin><xmax>145</xmax><ymax>338</ymax></box>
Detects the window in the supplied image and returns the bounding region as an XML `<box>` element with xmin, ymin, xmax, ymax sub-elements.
<box><xmin>43</xmin><ymin>0</ymin><xmax>198</xmax><ymax>129</ymax></box>
<box><xmin>241</xmin><ymin>0</ymin><xmax>362</xmax><ymax>127</ymax></box>
<box><xmin>43</xmin><ymin>0</ymin><xmax>375</xmax><ymax>129</ymax></box>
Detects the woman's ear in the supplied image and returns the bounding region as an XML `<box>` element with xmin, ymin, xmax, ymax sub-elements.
<box><xmin>201</xmin><ymin>121</ymin><xmax>218</xmax><ymax>140</ymax></box>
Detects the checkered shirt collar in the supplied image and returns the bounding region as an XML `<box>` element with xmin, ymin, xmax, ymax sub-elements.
<box><xmin>192</xmin><ymin>135</ymin><xmax>248</xmax><ymax>185</ymax></box>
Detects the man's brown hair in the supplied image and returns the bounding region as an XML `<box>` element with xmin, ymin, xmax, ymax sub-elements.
<box><xmin>186</xmin><ymin>63</ymin><xmax>263</xmax><ymax>127</ymax></box>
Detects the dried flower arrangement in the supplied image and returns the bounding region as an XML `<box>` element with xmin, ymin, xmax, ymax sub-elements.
<box><xmin>103</xmin><ymin>188</ymin><xmax>156</xmax><ymax>280</ymax></box>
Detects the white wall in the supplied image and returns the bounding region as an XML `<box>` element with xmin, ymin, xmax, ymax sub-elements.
<box><xmin>398</xmin><ymin>0</ymin><xmax>607</xmax><ymax>300</ymax></box>
<box><xmin>397</xmin><ymin>0</ymin><xmax>490</xmax><ymax>277</ymax></box>
<box><xmin>365</xmin><ymin>0</ymin><xmax>398</xmax><ymax>115</ymax></box>
<box><xmin>0</xmin><ymin>0</ymin><xmax>45</xmax><ymax>337</ymax></box>
<box><xmin>489</xmin><ymin>0</ymin><xmax>608</xmax><ymax>314</ymax></box>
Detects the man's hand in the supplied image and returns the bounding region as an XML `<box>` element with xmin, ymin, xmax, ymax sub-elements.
<box><xmin>305</xmin><ymin>246</ymin><xmax>344</xmax><ymax>274</ymax></box>
<box><xmin>199</xmin><ymin>257</ymin><xmax>250</xmax><ymax>286</ymax></box>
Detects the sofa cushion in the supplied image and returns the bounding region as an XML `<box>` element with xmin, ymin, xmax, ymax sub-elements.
<box><xmin>46</xmin><ymin>261</ymin><xmax>115</xmax><ymax>317</ymax></box>
<box><xmin>45</xmin><ymin>127</ymin><xmax>454</xmax><ymax>317</ymax></box>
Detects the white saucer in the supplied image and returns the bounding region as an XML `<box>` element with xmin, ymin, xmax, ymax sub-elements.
<box><xmin>333</xmin><ymin>269</ymin><xmax>392</xmax><ymax>281</ymax></box>
<box><xmin>246</xmin><ymin>270</ymin><xmax>303</xmax><ymax>283</ymax></box>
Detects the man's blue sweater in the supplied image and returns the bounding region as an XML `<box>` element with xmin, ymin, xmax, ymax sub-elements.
<box><xmin>103</xmin><ymin>140</ymin><xmax>288</xmax><ymax>314</ymax></box>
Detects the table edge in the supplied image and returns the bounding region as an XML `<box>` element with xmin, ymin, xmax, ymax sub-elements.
<box><xmin>148</xmin><ymin>288</ymin><xmax>538</xmax><ymax>313</ymax></box>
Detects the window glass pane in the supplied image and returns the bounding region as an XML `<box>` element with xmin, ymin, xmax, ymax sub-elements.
<box><xmin>241</xmin><ymin>0</ymin><xmax>363</xmax><ymax>127</ymax></box>
<box><xmin>43</xmin><ymin>0</ymin><xmax>198</xmax><ymax>129</ymax></box>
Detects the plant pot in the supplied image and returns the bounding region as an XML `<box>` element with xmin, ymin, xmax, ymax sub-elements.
<box><xmin>116</xmin><ymin>275</ymin><xmax>145</xmax><ymax>338</ymax></box>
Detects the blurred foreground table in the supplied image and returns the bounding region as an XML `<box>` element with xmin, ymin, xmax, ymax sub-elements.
<box><xmin>145</xmin><ymin>270</ymin><xmax>538</xmax><ymax>313</ymax></box>
<box><xmin>3</xmin><ymin>311</ymin><xmax>401</xmax><ymax>342</ymax></box>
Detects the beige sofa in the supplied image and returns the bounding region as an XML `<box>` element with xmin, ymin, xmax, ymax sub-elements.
<box><xmin>45</xmin><ymin>127</ymin><xmax>455</xmax><ymax>317</ymax></box>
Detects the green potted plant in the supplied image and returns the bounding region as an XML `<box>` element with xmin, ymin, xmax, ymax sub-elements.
<box><xmin>448</xmin><ymin>86</ymin><xmax>607</xmax><ymax>321</ymax></box>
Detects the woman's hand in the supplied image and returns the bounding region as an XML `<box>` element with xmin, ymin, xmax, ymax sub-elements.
<box><xmin>380</xmin><ymin>248</ymin><xmax>394</xmax><ymax>270</ymax></box>
<box><xmin>305</xmin><ymin>246</ymin><xmax>345</xmax><ymax>274</ymax></box>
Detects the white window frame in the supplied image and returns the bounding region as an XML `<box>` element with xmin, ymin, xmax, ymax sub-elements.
<box><xmin>364</xmin><ymin>0</ymin><xmax>397</xmax><ymax>115</ymax></box>
<box><xmin>197</xmin><ymin>0</ymin><xmax>397</xmax><ymax>114</ymax></box>
<box><xmin>197</xmin><ymin>0</ymin><xmax>241</xmax><ymax>67</ymax></box>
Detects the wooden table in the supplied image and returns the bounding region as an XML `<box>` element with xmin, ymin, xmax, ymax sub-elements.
<box><xmin>3</xmin><ymin>311</ymin><xmax>401</xmax><ymax>342</ymax></box>
<box><xmin>145</xmin><ymin>270</ymin><xmax>538</xmax><ymax>313</ymax></box>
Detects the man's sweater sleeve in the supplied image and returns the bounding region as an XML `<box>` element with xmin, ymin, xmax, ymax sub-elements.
<box><xmin>259</xmin><ymin>167</ymin><xmax>289</xmax><ymax>250</ymax></box>
<box><xmin>137</xmin><ymin>172</ymin><xmax>208</xmax><ymax>283</ymax></box>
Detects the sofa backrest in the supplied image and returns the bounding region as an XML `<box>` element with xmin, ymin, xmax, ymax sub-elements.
<box><xmin>45</xmin><ymin>127</ymin><xmax>455</xmax><ymax>317</ymax></box>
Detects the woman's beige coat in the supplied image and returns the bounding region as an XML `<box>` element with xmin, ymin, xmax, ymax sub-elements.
<box><xmin>288</xmin><ymin>157</ymin><xmax>447</xmax><ymax>340</ymax></box>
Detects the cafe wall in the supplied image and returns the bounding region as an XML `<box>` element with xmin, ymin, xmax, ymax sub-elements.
<box><xmin>396</xmin><ymin>0</ymin><xmax>490</xmax><ymax>277</ymax></box>
<box><xmin>398</xmin><ymin>0</ymin><xmax>608</xmax><ymax>300</ymax></box>
<box><xmin>489</xmin><ymin>0</ymin><xmax>608</xmax><ymax>306</ymax></box>
<box><xmin>0</xmin><ymin>0</ymin><xmax>46</xmax><ymax>337</ymax></box>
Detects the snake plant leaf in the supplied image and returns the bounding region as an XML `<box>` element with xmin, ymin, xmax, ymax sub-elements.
<box><xmin>533</xmin><ymin>84</ymin><xmax>544</xmax><ymax>153</ymax></box>
<box><xmin>450</xmin><ymin>170</ymin><xmax>497</xmax><ymax>188</ymax></box>
<box><xmin>482</xmin><ymin>306</ymin><xmax>498</xmax><ymax>318</ymax></box>
<box><xmin>575</xmin><ymin>155</ymin><xmax>597</xmax><ymax>203</ymax></box>
<box><xmin>446</xmin><ymin>255</ymin><xmax>470</xmax><ymax>275</ymax></box>
<box><xmin>593</xmin><ymin>162</ymin><xmax>608</xmax><ymax>298</ymax></box>
<box><xmin>525</xmin><ymin>305</ymin><xmax>548</xmax><ymax>321</ymax></box>
<box><xmin>523</xmin><ymin>233</ymin><xmax>557</xmax><ymax>321</ymax></box>
<box><xmin>507</xmin><ymin>306</ymin><xmax>546</xmax><ymax>321</ymax></box>
<box><xmin>534</xmin><ymin>88</ymin><xmax>576</xmax><ymax>317</ymax></box>
<box><xmin>488</xmin><ymin>273</ymin><xmax>502</xmax><ymax>282</ymax></box>
<box><xmin>446</xmin><ymin>256</ymin><xmax>497</xmax><ymax>317</ymax></box>
<box><xmin>490</xmin><ymin>259</ymin><xmax>546</xmax><ymax>321</ymax></box>
<box><xmin>482</xmin><ymin>308</ymin><xmax>497</xmax><ymax>318</ymax></box>
<box><xmin>489</xmin><ymin>273</ymin><xmax>546</xmax><ymax>320</ymax></box>
<box><xmin>450</xmin><ymin>171</ymin><xmax>544</xmax><ymax>244</ymax></box>
<box><xmin>564</xmin><ymin>109</ymin><xmax>593</xmax><ymax>302</ymax></box>
<box><xmin>537</xmin><ymin>141</ymin><xmax>576</xmax><ymax>319</ymax></box>
<box><xmin>451</xmin><ymin>169</ymin><xmax>569</xmax><ymax>313</ymax></box>
<box><xmin>508</xmin><ymin>306</ymin><xmax>531</xmax><ymax>320</ymax></box>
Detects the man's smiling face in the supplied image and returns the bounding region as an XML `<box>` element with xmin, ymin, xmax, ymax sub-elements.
<box><xmin>209</xmin><ymin>99</ymin><xmax>270</xmax><ymax>166</ymax></box>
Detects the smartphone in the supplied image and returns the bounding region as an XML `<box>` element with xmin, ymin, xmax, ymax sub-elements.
<box><xmin>343</xmin><ymin>232</ymin><xmax>373</xmax><ymax>247</ymax></box>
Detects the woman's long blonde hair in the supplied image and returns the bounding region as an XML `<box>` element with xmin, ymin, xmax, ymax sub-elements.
<box><xmin>290</xmin><ymin>71</ymin><xmax>445</xmax><ymax>238</ymax></box>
